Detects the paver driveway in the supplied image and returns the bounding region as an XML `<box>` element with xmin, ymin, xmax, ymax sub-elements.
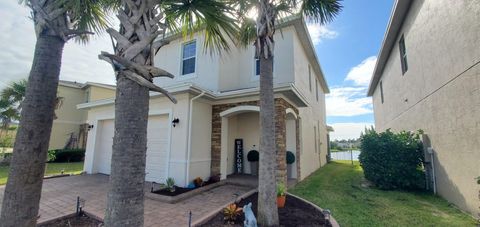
<box><xmin>0</xmin><ymin>174</ymin><xmax>253</xmax><ymax>226</ymax></box>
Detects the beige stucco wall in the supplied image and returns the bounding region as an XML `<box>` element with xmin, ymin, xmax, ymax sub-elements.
<box><xmin>188</xmin><ymin>98</ymin><xmax>213</xmax><ymax>182</ymax></box>
<box><xmin>87</xmin><ymin>86</ymin><xmax>116</xmax><ymax>102</ymax></box>
<box><xmin>153</xmin><ymin>28</ymin><xmax>296</xmax><ymax>92</ymax></box>
<box><xmin>371</xmin><ymin>0</ymin><xmax>480</xmax><ymax>216</ymax></box>
<box><xmin>49</xmin><ymin>85</ymin><xmax>87</xmax><ymax>150</ymax></box>
<box><xmin>291</xmin><ymin>27</ymin><xmax>329</xmax><ymax>179</ymax></box>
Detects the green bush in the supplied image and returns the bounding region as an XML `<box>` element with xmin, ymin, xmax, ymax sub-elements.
<box><xmin>247</xmin><ymin>150</ymin><xmax>259</xmax><ymax>162</ymax></box>
<box><xmin>286</xmin><ymin>151</ymin><xmax>295</xmax><ymax>164</ymax></box>
<box><xmin>48</xmin><ymin>149</ymin><xmax>85</xmax><ymax>163</ymax></box>
<box><xmin>359</xmin><ymin>129</ymin><xmax>425</xmax><ymax>190</ymax></box>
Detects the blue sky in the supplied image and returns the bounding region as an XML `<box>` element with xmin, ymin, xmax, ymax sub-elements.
<box><xmin>0</xmin><ymin>0</ymin><xmax>395</xmax><ymax>140</ymax></box>
<box><xmin>310</xmin><ymin>0</ymin><xmax>395</xmax><ymax>139</ymax></box>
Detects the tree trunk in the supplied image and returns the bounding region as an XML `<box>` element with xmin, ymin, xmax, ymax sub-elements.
<box><xmin>257</xmin><ymin>55</ymin><xmax>279</xmax><ymax>226</ymax></box>
<box><xmin>0</xmin><ymin>35</ymin><xmax>64</xmax><ymax>227</ymax></box>
<box><xmin>104</xmin><ymin>75</ymin><xmax>150</xmax><ymax>227</ymax></box>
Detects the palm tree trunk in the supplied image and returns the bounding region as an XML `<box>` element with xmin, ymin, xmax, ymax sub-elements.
<box><xmin>104</xmin><ymin>75</ymin><xmax>150</xmax><ymax>227</ymax></box>
<box><xmin>257</xmin><ymin>55</ymin><xmax>280</xmax><ymax>226</ymax></box>
<box><xmin>0</xmin><ymin>35</ymin><xmax>64</xmax><ymax>227</ymax></box>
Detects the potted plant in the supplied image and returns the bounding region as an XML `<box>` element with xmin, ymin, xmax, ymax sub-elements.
<box><xmin>247</xmin><ymin>150</ymin><xmax>259</xmax><ymax>175</ymax></box>
<box><xmin>286</xmin><ymin>151</ymin><xmax>295</xmax><ymax>178</ymax></box>
<box><xmin>193</xmin><ymin>177</ymin><xmax>204</xmax><ymax>188</ymax></box>
<box><xmin>277</xmin><ymin>182</ymin><xmax>286</xmax><ymax>208</ymax></box>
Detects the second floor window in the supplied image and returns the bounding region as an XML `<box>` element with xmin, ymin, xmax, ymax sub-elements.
<box><xmin>399</xmin><ymin>35</ymin><xmax>408</xmax><ymax>74</ymax></box>
<box><xmin>315</xmin><ymin>79</ymin><xmax>319</xmax><ymax>102</ymax></box>
<box><xmin>182</xmin><ymin>40</ymin><xmax>196</xmax><ymax>75</ymax></box>
<box><xmin>380</xmin><ymin>81</ymin><xmax>384</xmax><ymax>104</ymax></box>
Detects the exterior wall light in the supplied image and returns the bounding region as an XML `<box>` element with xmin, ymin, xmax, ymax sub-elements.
<box><xmin>172</xmin><ymin>118</ymin><xmax>180</xmax><ymax>127</ymax></box>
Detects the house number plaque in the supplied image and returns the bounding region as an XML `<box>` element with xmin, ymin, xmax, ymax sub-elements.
<box><xmin>235</xmin><ymin>139</ymin><xmax>243</xmax><ymax>173</ymax></box>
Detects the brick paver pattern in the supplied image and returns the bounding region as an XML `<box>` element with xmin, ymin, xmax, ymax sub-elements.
<box><xmin>0</xmin><ymin>174</ymin><xmax>252</xmax><ymax>226</ymax></box>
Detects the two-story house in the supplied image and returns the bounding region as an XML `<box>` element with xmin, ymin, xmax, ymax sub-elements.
<box><xmin>79</xmin><ymin>15</ymin><xmax>330</xmax><ymax>187</ymax></box>
<box><xmin>368</xmin><ymin>0</ymin><xmax>479</xmax><ymax>216</ymax></box>
<box><xmin>49</xmin><ymin>80</ymin><xmax>115</xmax><ymax>150</ymax></box>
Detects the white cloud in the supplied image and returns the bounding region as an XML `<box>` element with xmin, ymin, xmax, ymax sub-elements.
<box><xmin>0</xmin><ymin>1</ymin><xmax>116</xmax><ymax>90</ymax></box>
<box><xmin>306</xmin><ymin>23</ymin><xmax>338</xmax><ymax>45</ymax></box>
<box><xmin>329</xmin><ymin>122</ymin><xmax>374</xmax><ymax>140</ymax></box>
<box><xmin>345</xmin><ymin>56</ymin><xmax>377</xmax><ymax>86</ymax></box>
<box><xmin>326</xmin><ymin>87</ymin><xmax>373</xmax><ymax>117</ymax></box>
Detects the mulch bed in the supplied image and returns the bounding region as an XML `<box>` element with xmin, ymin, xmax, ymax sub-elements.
<box><xmin>200</xmin><ymin>192</ymin><xmax>332</xmax><ymax>227</ymax></box>
<box><xmin>37</xmin><ymin>213</ymin><xmax>103</xmax><ymax>227</ymax></box>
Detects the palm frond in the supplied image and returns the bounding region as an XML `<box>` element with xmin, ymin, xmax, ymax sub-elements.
<box><xmin>1</xmin><ymin>79</ymin><xmax>27</xmax><ymax>103</ymax></box>
<box><xmin>237</xmin><ymin>18</ymin><xmax>257</xmax><ymax>47</ymax></box>
<box><xmin>57</xmin><ymin>0</ymin><xmax>120</xmax><ymax>43</ymax></box>
<box><xmin>162</xmin><ymin>0</ymin><xmax>239</xmax><ymax>55</ymax></box>
<box><xmin>301</xmin><ymin>0</ymin><xmax>342</xmax><ymax>24</ymax></box>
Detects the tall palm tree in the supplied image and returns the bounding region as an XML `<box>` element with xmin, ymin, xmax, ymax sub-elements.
<box><xmin>0</xmin><ymin>1</ymin><xmax>117</xmax><ymax>226</ymax></box>
<box><xmin>98</xmin><ymin>0</ymin><xmax>237</xmax><ymax>226</ymax></box>
<box><xmin>234</xmin><ymin>0</ymin><xmax>342</xmax><ymax>225</ymax></box>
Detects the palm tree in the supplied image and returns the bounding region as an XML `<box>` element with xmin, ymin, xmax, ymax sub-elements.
<box><xmin>0</xmin><ymin>79</ymin><xmax>27</xmax><ymax>137</ymax></box>
<box><xmin>98</xmin><ymin>0</ymin><xmax>237</xmax><ymax>226</ymax></box>
<box><xmin>0</xmin><ymin>1</ymin><xmax>117</xmax><ymax>226</ymax></box>
<box><xmin>0</xmin><ymin>79</ymin><xmax>26</xmax><ymax>140</ymax></box>
<box><xmin>234</xmin><ymin>0</ymin><xmax>342</xmax><ymax>225</ymax></box>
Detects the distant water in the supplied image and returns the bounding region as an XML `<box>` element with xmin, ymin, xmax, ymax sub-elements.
<box><xmin>330</xmin><ymin>150</ymin><xmax>360</xmax><ymax>161</ymax></box>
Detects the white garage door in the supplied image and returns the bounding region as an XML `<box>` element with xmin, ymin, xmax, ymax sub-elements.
<box><xmin>145</xmin><ymin>115</ymin><xmax>170</xmax><ymax>183</ymax></box>
<box><xmin>94</xmin><ymin>115</ymin><xmax>170</xmax><ymax>183</ymax></box>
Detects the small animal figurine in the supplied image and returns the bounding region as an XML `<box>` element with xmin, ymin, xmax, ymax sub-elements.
<box><xmin>243</xmin><ymin>202</ymin><xmax>257</xmax><ymax>227</ymax></box>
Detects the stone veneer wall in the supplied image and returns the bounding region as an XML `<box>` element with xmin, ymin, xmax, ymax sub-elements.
<box><xmin>210</xmin><ymin>98</ymin><xmax>299</xmax><ymax>185</ymax></box>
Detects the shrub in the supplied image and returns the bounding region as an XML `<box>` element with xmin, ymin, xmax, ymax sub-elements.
<box><xmin>48</xmin><ymin>149</ymin><xmax>85</xmax><ymax>163</ymax></box>
<box><xmin>223</xmin><ymin>203</ymin><xmax>242</xmax><ymax>224</ymax></box>
<box><xmin>247</xmin><ymin>150</ymin><xmax>259</xmax><ymax>162</ymax></box>
<box><xmin>359</xmin><ymin>129</ymin><xmax>425</xmax><ymax>190</ymax></box>
<box><xmin>286</xmin><ymin>151</ymin><xmax>295</xmax><ymax>164</ymax></box>
<box><xmin>166</xmin><ymin>177</ymin><xmax>175</xmax><ymax>192</ymax></box>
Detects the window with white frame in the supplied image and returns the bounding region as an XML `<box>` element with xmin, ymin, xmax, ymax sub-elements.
<box><xmin>315</xmin><ymin>79</ymin><xmax>319</xmax><ymax>102</ymax></box>
<box><xmin>399</xmin><ymin>35</ymin><xmax>408</xmax><ymax>74</ymax></box>
<box><xmin>314</xmin><ymin>126</ymin><xmax>318</xmax><ymax>153</ymax></box>
<box><xmin>181</xmin><ymin>40</ymin><xmax>196</xmax><ymax>75</ymax></box>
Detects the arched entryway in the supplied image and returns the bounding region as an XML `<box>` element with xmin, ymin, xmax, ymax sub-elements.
<box><xmin>286</xmin><ymin>108</ymin><xmax>298</xmax><ymax>180</ymax></box>
<box><xmin>219</xmin><ymin>105</ymin><xmax>260</xmax><ymax>180</ymax></box>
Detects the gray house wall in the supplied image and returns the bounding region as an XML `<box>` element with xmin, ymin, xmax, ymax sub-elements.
<box><xmin>371</xmin><ymin>0</ymin><xmax>480</xmax><ymax>216</ymax></box>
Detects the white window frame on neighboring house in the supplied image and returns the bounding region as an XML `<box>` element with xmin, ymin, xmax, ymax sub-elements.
<box><xmin>180</xmin><ymin>40</ymin><xmax>197</xmax><ymax>78</ymax></box>
<box><xmin>380</xmin><ymin>80</ymin><xmax>384</xmax><ymax>104</ymax></box>
<box><xmin>399</xmin><ymin>35</ymin><xmax>408</xmax><ymax>75</ymax></box>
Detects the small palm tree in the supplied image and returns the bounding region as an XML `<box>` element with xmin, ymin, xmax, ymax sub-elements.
<box><xmin>0</xmin><ymin>79</ymin><xmax>27</xmax><ymax>139</ymax></box>
<box><xmin>233</xmin><ymin>0</ymin><xmax>342</xmax><ymax>225</ymax></box>
<box><xmin>98</xmin><ymin>0</ymin><xmax>238</xmax><ymax>226</ymax></box>
<box><xmin>0</xmin><ymin>1</ymin><xmax>117</xmax><ymax>226</ymax></box>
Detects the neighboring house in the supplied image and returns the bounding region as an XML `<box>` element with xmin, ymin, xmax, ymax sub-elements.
<box><xmin>49</xmin><ymin>81</ymin><xmax>116</xmax><ymax>150</ymax></box>
<box><xmin>79</xmin><ymin>15</ymin><xmax>330</xmax><ymax>188</ymax></box>
<box><xmin>368</xmin><ymin>0</ymin><xmax>479</xmax><ymax>216</ymax></box>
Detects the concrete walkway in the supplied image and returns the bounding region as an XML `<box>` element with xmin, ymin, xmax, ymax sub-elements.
<box><xmin>0</xmin><ymin>174</ymin><xmax>253</xmax><ymax>226</ymax></box>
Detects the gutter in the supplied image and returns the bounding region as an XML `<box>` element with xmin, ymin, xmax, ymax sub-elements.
<box><xmin>184</xmin><ymin>91</ymin><xmax>206</xmax><ymax>185</ymax></box>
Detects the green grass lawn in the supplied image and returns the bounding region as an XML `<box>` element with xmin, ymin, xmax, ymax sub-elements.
<box><xmin>0</xmin><ymin>162</ymin><xmax>84</xmax><ymax>185</ymax></box>
<box><xmin>290</xmin><ymin>161</ymin><xmax>477</xmax><ymax>227</ymax></box>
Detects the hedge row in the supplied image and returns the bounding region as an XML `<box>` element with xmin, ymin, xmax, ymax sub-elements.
<box><xmin>48</xmin><ymin>149</ymin><xmax>85</xmax><ymax>163</ymax></box>
<box><xmin>359</xmin><ymin>129</ymin><xmax>425</xmax><ymax>190</ymax></box>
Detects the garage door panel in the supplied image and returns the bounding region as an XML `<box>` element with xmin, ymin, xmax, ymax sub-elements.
<box><xmin>145</xmin><ymin>115</ymin><xmax>170</xmax><ymax>183</ymax></box>
<box><xmin>94</xmin><ymin>115</ymin><xmax>170</xmax><ymax>183</ymax></box>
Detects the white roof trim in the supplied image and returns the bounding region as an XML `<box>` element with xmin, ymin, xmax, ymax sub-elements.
<box><xmin>219</xmin><ymin>105</ymin><xmax>260</xmax><ymax>117</ymax></box>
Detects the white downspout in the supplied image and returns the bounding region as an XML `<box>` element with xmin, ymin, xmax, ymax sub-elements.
<box><xmin>185</xmin><ymin>91</ymin><xmax>206</xmax><ymax>185</ymax></box>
